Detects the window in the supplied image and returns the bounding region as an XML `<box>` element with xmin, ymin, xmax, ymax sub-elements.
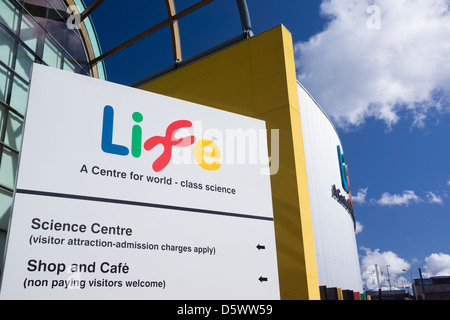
<box><xmin>15</xmin><ymin>43</ymin><xmax>35</xmax><ymax>81</ymax></box>
<box><xmin>0</xmin><ymin>103</ymin><xmax>5</xmax><ymax>135</ymax></box>
<box><xmin>0</xmin><ymin>0</ymin><xmax>20</xmax><ymax>33</ymax></box>
<box><xmin>19</xmin><ymin>14</ymin><xmax>42</xmax><ymax>54</ymax></box>
<box><xmin>5</xmin><ymin>111</ymin><xmax>23</xmax><ymax>150</ymax></box>
<box><xmin>43</xmin><ymin>35</ymin><xmax>62</xmax><ymax>68</ymax></box>
<box><xmin>0</xmin><ymin>27</ymin><xmax>15</xmax><ymax>68</ymax></box>
<box><xmin>0</xmin><ymin>147</ymin><xmax>18</xmax><ymax>189</ymax></box>
<box><xmin>9</xmin><ymin>75</ymin><xmax>29</xmax><ymax>115</ymax></box>
<box><xmin>0</xmin><ymin>64</ymin><xmax>10</xmax><ymax>104</ymax></box>
<box><xmin>0</xmin><ymin>188</ymin><xmax>13</xmax><ymax>231</ymax></box>
<box><xmin>63</xmin><ymin>55</ymin><xmax>76</xmax><ymax>72</ymax></box>
<box><xmin>0</xmin><ymin>230</ymin><xmax>7</xmax><ymax>271</ymax></box>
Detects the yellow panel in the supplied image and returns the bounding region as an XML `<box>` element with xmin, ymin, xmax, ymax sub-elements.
<box><xmin>337</xmin><ymin>288</ymin><xmax>343</xmax><ymax>300</ymax></box>
<box><xmin>138</xmin><ymin>25</ymin><xmax>319</xmax><ymax>300</ymax></box>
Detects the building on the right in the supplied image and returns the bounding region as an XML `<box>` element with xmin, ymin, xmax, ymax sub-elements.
<box><xmin>364</xmin><ymin>289</ymin><xmax>411</xmax><ymax>300</ymax></box>
<box><xmin>297</xmin><ymin>81</ymin><xmax>364</xmax><ymax>295</ymax></box>
<box><xmin>414</xmin><ymin>276</ymin><xmax>450</xmax><ymax>300</ymax></box>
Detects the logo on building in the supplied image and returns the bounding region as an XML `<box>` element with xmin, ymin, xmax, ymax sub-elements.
<box><xmin>337</xmin><ymin>145</ymin><xmax>353</xmax><ymax>208</ymax></box>
<box><xmin>332</xmin><ymin>145</ymin><xmax>356</xmax><ymax>229</ymax></box>
<box><xmin>331</xmin><ymin>184</ymin><xmax>354</xmax><ymax>215</ymax></box>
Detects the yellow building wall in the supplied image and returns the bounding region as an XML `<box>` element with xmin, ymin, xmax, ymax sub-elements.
<box><xmin>138</xmin><ymin>25</ymin><xmax>320</xmax><ymax>300</ymax></box>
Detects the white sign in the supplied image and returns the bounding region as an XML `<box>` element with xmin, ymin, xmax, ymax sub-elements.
<box><xmin>0</xmin><ymin>64</ymin><xmax>279</xmax><ymax>299</ymax></box>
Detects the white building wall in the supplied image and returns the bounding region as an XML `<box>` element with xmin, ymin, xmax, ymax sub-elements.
<box><xmin>297</xmin><ymin>82</ymin><xmax>363</xmax><ymax>292</ymax></box>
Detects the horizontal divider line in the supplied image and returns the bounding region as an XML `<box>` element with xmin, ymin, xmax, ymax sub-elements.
<box><xmin>16</xmin><ymin>189</ymin><xmax>274</xmax><ymax>222</ymax></box>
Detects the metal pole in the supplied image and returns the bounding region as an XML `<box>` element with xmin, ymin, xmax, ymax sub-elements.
<box><xmin>375</xmin><ymin>264</ymin><xmax>382</xmax><ymax>300</ymax></box>
<box><xmin>403</xmin><ymin>269</ymin><xmax>416</xmax><ymax>300</ymax></box>
<box><xmin>410</xmin><ymin>270</ymin><xmax>417</xmax><ymax>300</ymax></box>
<box><xmin>80</xmin><ymin>0</ymin><xmax>105</xmax><ymax>21</ymax></box>
<box><xmin>236</xmin><ymin>0</ymin><xmax>254</xmax><ymax>38</ymax></box>
<box><xmin>165</xmin><ymin>0</ymin><xmax>182</xmax><ymax>63</ymax></box>
<box><xmin>419</xmin><ymin>268</ymin><xmax>426</xmax><ymax>300</ymax></box>
<box><xmin>386</xmin><ymin>265</ymin><xmax>392</xmax><ymax>291</ymax></box>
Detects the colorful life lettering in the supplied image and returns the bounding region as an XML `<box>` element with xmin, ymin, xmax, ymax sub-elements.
<box><xmin>101</xmin><ymin>106</ymin><xmax>220</xmax><ymax>172</ymax></box>
<box><xmin>337</xmin><ymin>145</ymin><xmax>353</xmax><ymax>208</ymax></box>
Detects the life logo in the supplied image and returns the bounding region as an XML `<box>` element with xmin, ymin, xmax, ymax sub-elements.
<box><xmin>101</xmin><ymin>105</ymin><xmax>220</xmax><ymax>172</ymax></box>
<box><xmin>337</xmin><ymin>145</ymin><xmax>353</xmax><ymax>208</ymax></box>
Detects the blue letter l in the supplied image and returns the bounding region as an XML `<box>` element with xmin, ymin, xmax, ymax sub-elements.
<box><xmin>101</xmin><ymin>105</ymin><xmax>129</xmax><ymax>156</ymax></box>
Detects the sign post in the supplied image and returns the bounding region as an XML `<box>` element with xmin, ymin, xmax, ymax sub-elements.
<box><xmin>0</xmin><ymin>64</ymin><xmax>279</xmax><ymax>299</ymax></box>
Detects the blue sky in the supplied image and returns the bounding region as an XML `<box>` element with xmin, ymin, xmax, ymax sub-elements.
<box><xmin>85</xmin><ymin>0</ymin><xmax>450</xmax><ymax>290</ymax></box>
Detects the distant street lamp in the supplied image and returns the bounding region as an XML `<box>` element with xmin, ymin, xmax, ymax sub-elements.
<box><xmin>403</xmin><ymin>268</ymin><xmax>417</xmax><ymax>300</ymax></box>
<box><xmin>386</xmin><ymin>265</ymin><xmax>392</xmax><ymax>291</ymax></box>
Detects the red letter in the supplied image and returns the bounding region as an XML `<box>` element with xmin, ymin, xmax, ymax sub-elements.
<box><xmin>144</xmin><ymin>120</ymin><xmax>195</xmax><ymax>172</ymax></box>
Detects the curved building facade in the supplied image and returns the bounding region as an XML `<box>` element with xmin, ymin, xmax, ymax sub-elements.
<box><xmin>298</xmin><ymin>82</ymin><xmax>363</xmax><ymax>293</ymax></box>
<box><xmin>0</xmin><ymin>0</ymin><xmax>105</xmax><ymax>271</ymax></box>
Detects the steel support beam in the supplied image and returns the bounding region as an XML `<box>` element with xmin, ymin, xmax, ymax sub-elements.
<box><xmin>165</xmin><ymin>0</ymin><xmax>182</xmax><ymax>62</ymax></box>
<box><xmin>80</xmin><ymin>0</ymin><xmax>105</xmax><ymax>22</ymax></box>
<box><xmin>236</xmin><ymin>0</ymin><xmax>253</xmax><ymax>38</ymax></box>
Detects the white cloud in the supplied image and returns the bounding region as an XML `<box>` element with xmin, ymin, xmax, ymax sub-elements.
<box><xmin>423</xmin><ymin>253</ymin><xmax>450</xmax><ymax>277</ymax></box>
<box><xmin>360</xmin><ymin>247</ymin><xmax>410</xmax><ymax>290</ymax></box>
<box><xmin>355</xmin><ymin>221</ymin><xmax>364</xmax><ymax>234</ymax></box>
<box><xmin>426</xmin><ymin>191</ymin><xmax>443</xmax><ymax>205</ymax></box>
<box><xmin>376</xmin><ymin>190</ymin><xmax>422</xmax><ymax>206</ymax></box>
<box><xmin>447</xmin><ymin>179</ymin><xmax>450</xmax><ymax>187</ymax></box>
<box><xmin>294</xmin><ymin>0</ymin><xmax>450</xmax><ymax>130</ymax></box>
<box><xmin>352</xmin><ymin>187</ymin><xmax>368</xmax><ymax>204</ymax></box>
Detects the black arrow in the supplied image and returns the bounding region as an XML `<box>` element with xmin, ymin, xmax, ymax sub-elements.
<box><xmin>259</xmin><ymin>276</ymin><xmax>268</xmax><ymax>283</ymax></box>
<box><xmin>256</xmin><ymin>244</ymin><xmax>266</xmax><ymax>250</ymax></box>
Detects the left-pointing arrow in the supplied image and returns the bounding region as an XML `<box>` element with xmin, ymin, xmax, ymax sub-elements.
<box><xmin>259</xmin><ymin>276</ymin><xmax>268</xmax><ymax>283</ymax></box>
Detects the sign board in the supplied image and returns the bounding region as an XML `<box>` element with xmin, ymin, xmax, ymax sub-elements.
<box><xmin>0</xmin><ymin>64</ymin><xmax>279</xmax><ymax>299</ymax></box>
